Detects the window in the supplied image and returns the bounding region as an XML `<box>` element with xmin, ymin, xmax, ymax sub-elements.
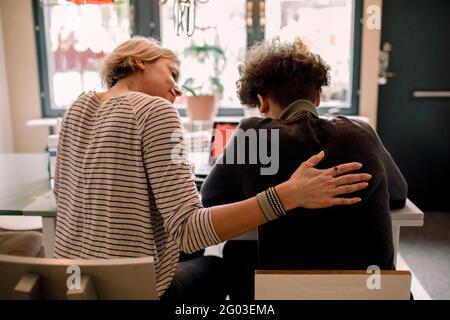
<box><xmin>33</xmin><ymin>0</ymin><xmax>132</xmax><ymax>117</ymax></box>
<box><xmin>265</xmin><ymin>0</ymin><xmax>362</xmax><ymax>114</ymax></box>
<box><xmin>160</xmin><ymin>0</ymin><xmax>247</xmax><ymax>109</ymax></box>
<box><xmin>34</xmin><ymin>0</ymin><xmax>361</xmax><ymax>117</ymax></box>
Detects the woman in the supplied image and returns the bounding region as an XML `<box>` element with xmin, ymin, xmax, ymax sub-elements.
<box><xmin>53</xmin><ymin>37</ymin><xmax>371</xmax><ymax>300</ymax></box>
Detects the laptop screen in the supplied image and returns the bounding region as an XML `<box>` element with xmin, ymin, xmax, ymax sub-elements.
<box><xmin>211</xmin><ymin>122</ymin><xmax>239</xmax><ymax>160</ymax></box>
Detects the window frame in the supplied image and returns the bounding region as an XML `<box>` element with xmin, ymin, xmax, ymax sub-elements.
<box><xmin>33</xmin><ymin>0</ymin><xmax>57</xmax><ymax>117</ymax></box>
<box><xmin>316</xmin><ymin>0</ymin><xmax>363</xmax><ymax>116</ymax></box>
<box><xmin>33</xmin><ymin>0</ymin><xmax>362</xmax><ymax>118</ymax></box>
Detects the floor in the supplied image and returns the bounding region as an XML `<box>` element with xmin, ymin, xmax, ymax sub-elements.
<box><xmin>399</xmin><ymin>211</ymin><xmax>450</xmax><ymax>300</ymax></box>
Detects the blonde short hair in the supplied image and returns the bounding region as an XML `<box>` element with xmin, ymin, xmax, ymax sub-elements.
<box><xmin>101</xmin><ymin>36</ymin><xmax>179</xmax><ymax>88</ymax></box>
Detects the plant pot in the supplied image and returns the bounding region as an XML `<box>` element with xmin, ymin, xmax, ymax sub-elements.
<box><xmin>186</xmin><ymin>95</ymin><xmax>218</xmax><ymax>121</ymax></box>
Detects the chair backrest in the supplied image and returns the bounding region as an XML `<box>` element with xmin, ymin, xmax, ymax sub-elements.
<box><xmin>255</xmin><ymin>270</ymin><xmax>412</xmax><ymax>300</ymax></box>
<box><xmin>0</xmin><ymin>254</ymin><xmax>158</xmax><ymax>300</ymax></box>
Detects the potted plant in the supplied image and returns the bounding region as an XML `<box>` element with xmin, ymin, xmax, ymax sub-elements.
<box><xmin>181</xmin><ymin>44</ymin><xmax>226</xmax><ymax>120</ymax></box>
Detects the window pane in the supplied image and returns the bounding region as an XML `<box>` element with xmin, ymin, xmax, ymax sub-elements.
<box><xmin>160</xmin><ymin>0</ymin><xmax>246</xmax><ymax>107</ymax></box>
<box><xmin>265</xmin><ymin>0</ymin><xmax>354</xmax><ymax>108</ymax></box>
<box><xmin>43</xmin><ymin>0</ymin><xmax>131</xmax><ymax>109</ymax></box>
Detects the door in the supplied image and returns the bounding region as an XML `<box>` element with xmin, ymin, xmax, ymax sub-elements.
<box><xmin>377</xmin><ymin>0</ymin><xmax>450</xmax><ymax>211</ymax></box>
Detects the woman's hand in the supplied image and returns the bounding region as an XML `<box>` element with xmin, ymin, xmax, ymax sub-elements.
<box><xmin>276</xmin><ymin>151</ymin><xmax>372</xmax><ymax>210</ymax></box>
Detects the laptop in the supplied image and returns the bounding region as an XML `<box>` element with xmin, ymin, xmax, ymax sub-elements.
<box><xmin>193</xmin><ymin>120</ymin><xmax>240</xmax><ymax>188</ymax></box>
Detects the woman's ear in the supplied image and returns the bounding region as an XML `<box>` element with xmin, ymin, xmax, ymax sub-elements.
<box><xmin>257</xmin><ymin>94</ymin><xmax>269</xmax><ymax>113</ymax></box>
<box><xmin>135</xmin><ymin>59</ymin><xmax>146</xmax><ymax>72</ymax></box>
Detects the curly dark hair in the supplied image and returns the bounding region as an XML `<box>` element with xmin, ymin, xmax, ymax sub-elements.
<box><xmin>237</xmin><ymin>38</ymin><xmax>330</xmax><ymax>108</ymax></box>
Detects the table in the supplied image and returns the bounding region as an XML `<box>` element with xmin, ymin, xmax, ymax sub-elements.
<box><xmin>0</xmin><ymin>153</ymin><xmax>425</xmax><ymax>264</ymax></box>
<box><xmin>0</xmin><ymin>154</ymin><xmax>56</xmax><ymax>256</ymax></box>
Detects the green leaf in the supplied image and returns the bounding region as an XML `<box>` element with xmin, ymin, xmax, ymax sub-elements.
<box><xmin>182</xmin><ymin>44</ymin><xmax>226</xmax><ymax>96</ymax></box>
<box><xmin>181</xmin><ymin>84</ymin><xmax>198</xmax><ymax>97</ymax></box>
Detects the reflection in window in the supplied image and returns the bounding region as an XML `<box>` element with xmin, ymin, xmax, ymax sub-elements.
<box><xmin>160</xmin><ymin>1</ymin><xmax>246</xmax><ymax>107</ymax></box>
<box><xmin>266</xmin><ymin>0</ymin><xmax>354</xmax><ymax>108</ymax></box>
<box><xmin>43</xmin><ymin>0</ymin><xmax>130</xmax><ymax>109</ymax></box>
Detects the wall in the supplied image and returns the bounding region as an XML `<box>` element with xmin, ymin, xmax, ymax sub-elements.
<box><xmin>359</xmin><ymin>0</ymin><xmax>383</xmax><ymax>128</ymax></box>
<box><xmin>0</xmin><ymin>0</ymin><xmax>47</xmax><ymax>153</ymax></box>
<box><xmin>0</xmin><ymin>3</ymin><xmax>13</xmax><ymax>152</ymax></box>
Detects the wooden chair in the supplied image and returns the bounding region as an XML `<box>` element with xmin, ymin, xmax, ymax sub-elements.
<box><xmin>0</xmin><ymin>254</ymin><xmax>158</xmax><ymax>300</ymax></box>
<box><xmin>255</xmin><ymin>270</ymin><xmax>412</xmax><ymax>300</ymax></box>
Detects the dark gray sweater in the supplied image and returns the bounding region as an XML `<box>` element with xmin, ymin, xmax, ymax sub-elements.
<box><xmin>201</xmin><ymin>100</ymin><xmax>407</xmax><ymax>271</ymax></box>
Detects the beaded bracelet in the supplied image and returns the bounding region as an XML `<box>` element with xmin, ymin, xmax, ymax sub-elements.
<box><xmin>256</xmin><ymin>186</ymin><xmax>287</xmax><ymax>221</ymax></box>
<box><xmin>266</xmin><ymin>186</ymin><xmax>286</xmax><ymax>217</ymax></box>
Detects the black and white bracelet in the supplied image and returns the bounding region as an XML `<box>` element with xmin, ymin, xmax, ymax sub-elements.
<box><xmin>256</xmin><ymin>186</ymin><xmax>287</xmax><ymax>221</ymax></box>
<box><xmin>266</xmin><ymin>186</ymin><xmax>286</xmax><ymax>217</ymax></box>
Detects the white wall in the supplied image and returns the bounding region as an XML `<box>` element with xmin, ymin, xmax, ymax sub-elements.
<box><xmin>1</xmin><ymin>0</ymin><xmax>47</xmax><ymax>153</ymax></box>
<box><xmin>359</xmin><ymin>0</ymin><xmax>383</xmax><ymax>129</ymax></box>
<box><xmin>0</xmin><ymin>3</ymin><xmax>13</xmax><ymax>153</ymax></box>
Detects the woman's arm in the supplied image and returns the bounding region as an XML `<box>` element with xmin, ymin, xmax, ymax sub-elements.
<box><xmin>210</xmin><ymin>151</ymin><xmax>370</xmax><ymax>241</ymax></box>
<box><xmin>137</xmin><ymin>98</ymin><xmax>371</xmax><ymax>252</ymax></box>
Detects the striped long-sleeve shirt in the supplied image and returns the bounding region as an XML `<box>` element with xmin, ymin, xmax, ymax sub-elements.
<box><xmin>53</xmin><ymin>91</ymin><xmax>222</xmax><ymax>296</ymax></box>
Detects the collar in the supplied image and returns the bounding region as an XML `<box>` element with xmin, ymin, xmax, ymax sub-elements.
<box><xmin>278</xmin><ymin>99</ymin><xmax>318</xmax><ymax>120</ymax></box>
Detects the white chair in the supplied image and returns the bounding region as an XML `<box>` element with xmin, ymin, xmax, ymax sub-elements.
<box><xmin>0</xmin><ymin>216</ymin><xmax>43</xmax><ymax>231</ymax></box>
<box><xmin>255</xmin><ymin>270</ymin><xmax>412</xmax><ymax>300</ymax></box>
<box><xmin>0</xmin><ymin>255</ymin><xmax>158</xmax><ymax>300</ymax></box>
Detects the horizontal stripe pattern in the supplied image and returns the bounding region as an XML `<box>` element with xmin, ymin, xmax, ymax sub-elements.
<box><xmin>53</xmin><ymin>91</ymin><xmax>221</xmax><ymax>297</ymax></box>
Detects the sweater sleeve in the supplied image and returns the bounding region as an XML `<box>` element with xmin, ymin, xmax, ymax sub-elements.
<box><xmin>134</xmin><ymin>96</ymin><xmax>222</xmax><ymax>253</ymax></box>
